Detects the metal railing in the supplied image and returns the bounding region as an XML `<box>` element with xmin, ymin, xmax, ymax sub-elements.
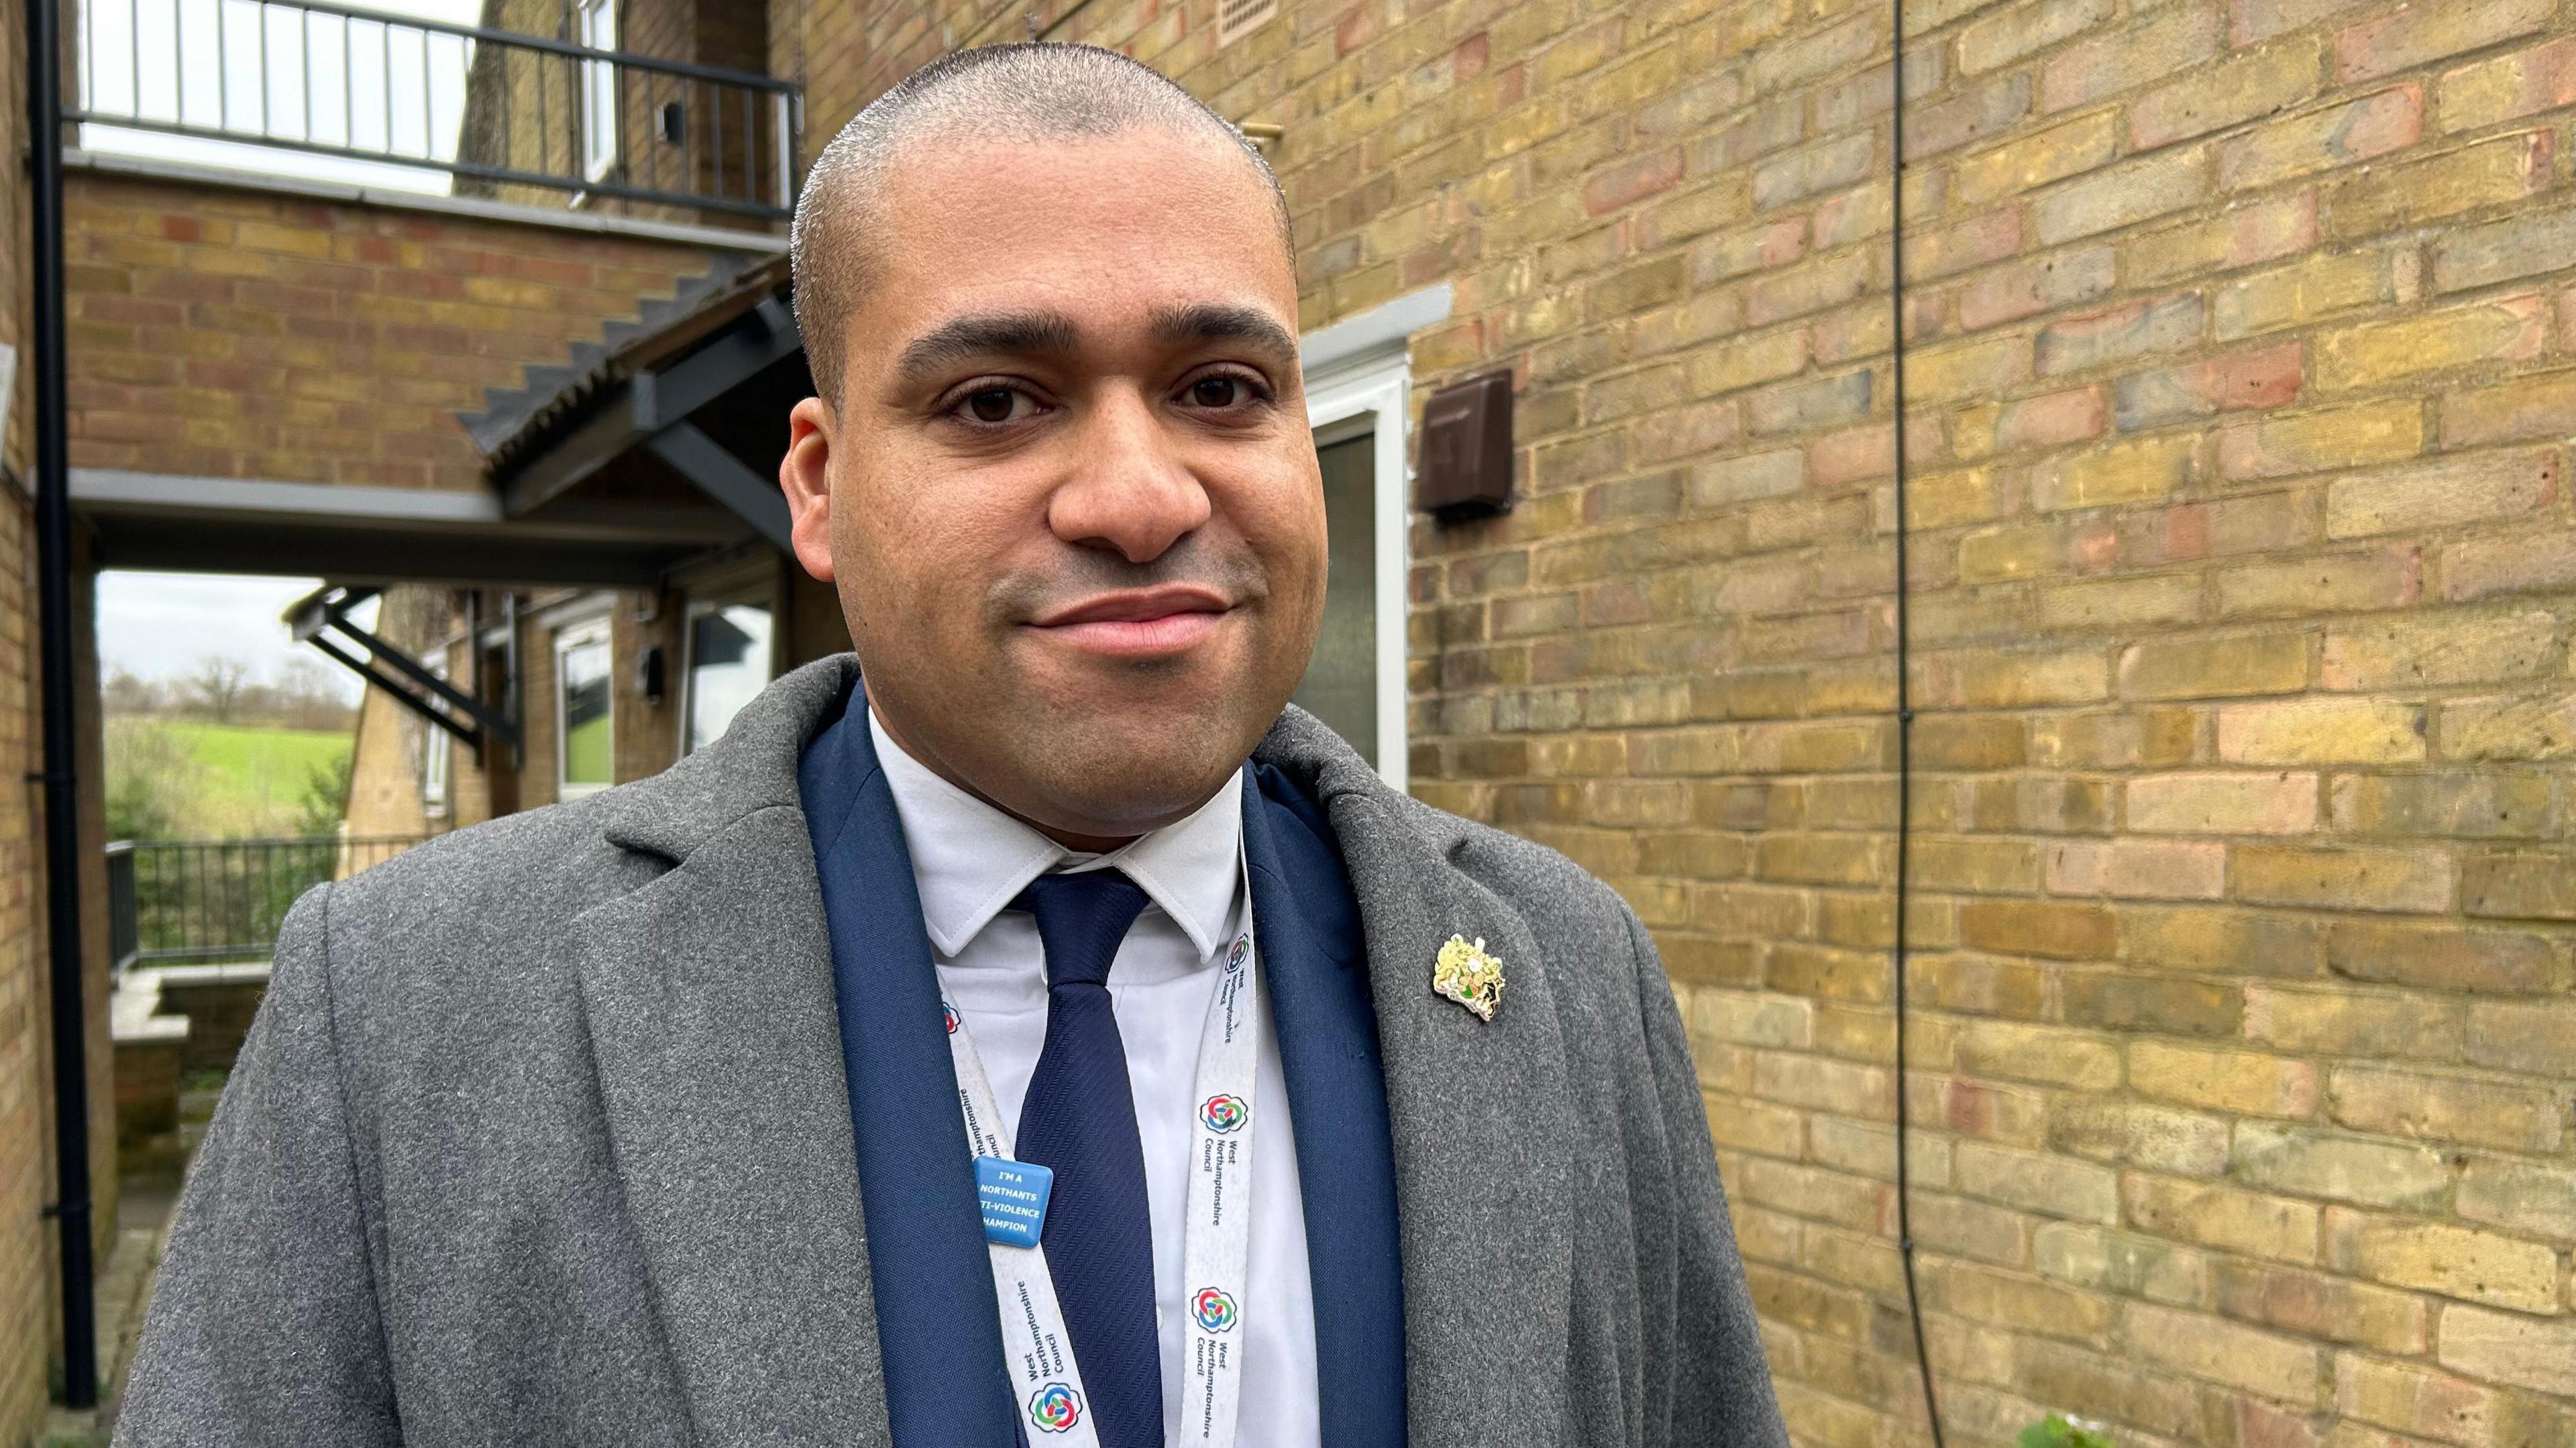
<box><xmin>70</xmin><ymin>0</ymin><xmax>800</xmax><ymax>218</ymax></box>
<box><xmin>106</xmin><ymin>835</ymin><xmax>427</xmax><ymax>971</ymax></box>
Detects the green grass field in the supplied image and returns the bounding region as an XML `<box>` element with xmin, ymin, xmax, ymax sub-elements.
<box><xmin>169</xmin><ymin>723</ymin><xmax>351</xmax><ymax>826</ymax></box>
<box><xmin>107</xmin><ymin>718</ymin><xmax>354</xmax><ymax>839</ymax></box>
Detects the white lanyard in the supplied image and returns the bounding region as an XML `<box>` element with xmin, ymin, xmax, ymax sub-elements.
<box><xmin>940</xmin><ymin>850</ymin><xmax>1260</xmax><ymax>1447</ymax></box>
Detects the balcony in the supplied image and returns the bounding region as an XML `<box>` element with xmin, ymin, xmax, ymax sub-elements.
<box><xmin>70</xmin><ymin>0</ymin><xmax>800</xmax><ymax>219</ymax></box>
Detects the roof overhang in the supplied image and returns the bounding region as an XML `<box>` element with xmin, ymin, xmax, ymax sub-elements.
<box><xmin>464</xmin><ymin>255</ymin><xmax>805</xmax><ymax>552</ymax></box>
<box><xmin>72</xmin><ymin>469</ymin><xmax>749</xmax><ymax>586</ymax></box>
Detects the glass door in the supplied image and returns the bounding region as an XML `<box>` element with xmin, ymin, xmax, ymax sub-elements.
<box><xmin>1291</xmin><ymin>427</ymin><xmax>1380</xmax><ymax>767</ymax></box>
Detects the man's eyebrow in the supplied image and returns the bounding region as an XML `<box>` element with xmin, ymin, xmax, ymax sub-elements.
<box><xmin>893</xmin><ymin>312</ymin><xmax>1083</xmax><ymax>384</ymax></box>
<box><xmin>1149</xmin><ymin>304</ymin><xmax>1299</xmax><ymax>363</ymax></box>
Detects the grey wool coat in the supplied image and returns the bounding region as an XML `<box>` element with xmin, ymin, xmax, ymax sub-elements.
<box><xmin>116</xmin><ymin>657</ymin><xmax>1787</xmax><ymax>1448</ymax></box>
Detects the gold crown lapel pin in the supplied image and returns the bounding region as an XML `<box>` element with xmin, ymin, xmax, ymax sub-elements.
<box><xmin>1432</xmin><ymin>934</ymin><xmax>1505</xmax><ymax>1023</ymax></box>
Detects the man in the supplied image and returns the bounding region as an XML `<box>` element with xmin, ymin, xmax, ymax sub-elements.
<box><xmin>118</xmin><ymin>44</ymin><xmax>1784</xmax><ymax>1448</ymax></box>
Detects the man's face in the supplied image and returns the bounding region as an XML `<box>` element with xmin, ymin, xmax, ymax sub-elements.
<box><xmin>781</xmin><ymin>127</ymin><xmax>1325</xmax><ymax>846</ymax></box>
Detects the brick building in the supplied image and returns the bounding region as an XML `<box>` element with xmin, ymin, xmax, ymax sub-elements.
<box><xmin>12</xmin><ymin>0</ymin><xmax>2576</xmax><ymax>1441</ymax></box>
<box><xmin>8</xmin><ymin>0</ymin><xmax>798</xmax><ymax>1433</ymax></box>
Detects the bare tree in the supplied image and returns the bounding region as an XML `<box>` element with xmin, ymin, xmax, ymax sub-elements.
<box><xmin>274</xmin><ymin>657</ymin><xmax>357</xmax><ymax>731</ymax></box>
<box><xmin>191</xmin><ymin>655</ymin><xmax>252</xmax><ymax>725</ymax></box>
<box><xmin>101</xmin><ymin>667</ymin><xmax>164</xmax><ymax>716</ymax></box>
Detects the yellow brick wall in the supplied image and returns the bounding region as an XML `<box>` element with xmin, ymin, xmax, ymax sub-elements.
<box><xmin>61</xmin><ymin>171</ymin><xmax>720</xmax><ymax>491</ymax></box>
<box><xmin>341</xmin><ymin>588</ymin><xmax>453</xmax><ymax>844</ymax></box>
<box><xmin>341</xmin><ymin>681</ymin><xmax>445</xmax><ymax>844</ymax></box>
<box><xmin>791</xmin><ymin>0</ymin><xmax>2576</xmax><ymax>1441</ymax></box>
<box><xmin>0</xmin><ymin>0</ymin><xmax>38</xmax><ymax>1417</ymax></box>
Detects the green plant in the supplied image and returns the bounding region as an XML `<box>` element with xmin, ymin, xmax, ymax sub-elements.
<box><xmin>104</xmin><ymin>717</ymin><xmax>196</xmax><ymax>842</ymax></box>
<box><xmin>294</xmin><ymin>746</ymin><xmax>356</xmax><ymax>837</ymax></box>
<box><xmin>2020</xmin><ymin>1415</ymin><xmax>2113</xmax><ymax>1448</ymax></box>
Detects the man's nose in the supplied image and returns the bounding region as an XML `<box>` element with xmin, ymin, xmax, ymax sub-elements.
<box><xmin>1046</xmin><ymin>388</ymin><xmax>1213</xmax><ymax>563</ymax></box>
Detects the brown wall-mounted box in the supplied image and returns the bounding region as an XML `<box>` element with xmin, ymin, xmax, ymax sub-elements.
<box><xmin>1415</xmin><ymin>370</ymin><xmax>1514</xmax><ymax>521</ymax></box>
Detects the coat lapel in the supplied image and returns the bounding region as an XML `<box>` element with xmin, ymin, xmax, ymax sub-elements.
<box><xmin>801</xmin><ymin>706</ymin><xmax>1020</xmax><ymax>1446</ymax></box>
<box><xmin>572</xmin><ymin>657</ymin><xmax>892</xmax><ymax>1445</ymax></box>
<box><xmin>1254</xmin><ymin>712</ymin><xmax>1576</xmax><ymax>1447</ymax></box>
<box><xmin>1242</xmin><ymin>769</ymin><xmax>1407</xmax><ymax>1448</ymax></box>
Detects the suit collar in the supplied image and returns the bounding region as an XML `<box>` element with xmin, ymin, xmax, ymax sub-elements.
<box><xmin>870</xmin><ymin>704</ymin><xmax>1246</xmax><ymax>963</ymax></box>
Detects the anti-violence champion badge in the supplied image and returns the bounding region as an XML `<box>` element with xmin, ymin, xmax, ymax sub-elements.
<box><xmin>1432</xmin><ymin>934</ymin><xmax>1505</xmax><ymax>1022</ymax></box>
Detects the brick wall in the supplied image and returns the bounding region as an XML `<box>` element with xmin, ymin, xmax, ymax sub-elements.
<box><xmin>343</xmin><ymin>681</ymin><xmax>443</xmax><ymax>843</ymax></box>
<box><xmin>63</xmin><ymin>170</ymin><xmax>721</xmax><ymax>491</ymax></box>
<box><xmin>776</xmin><ymin>0</ymin><xmax>2576</xmax><ymax>1442</ymax></box>
<box><xmin>0</xmin><ymin>0</ymin><xmax>39</xmax><ymax>1415</ymax></box>
<box><xmin>343</xmin><ymin>589</ymin><xmax>452</xmax><ymax>842</ymax></box>
<box><xmin>0</xmin><ymin>486</ymin><xmax>38</xmax><ymax>1447</ymax></box>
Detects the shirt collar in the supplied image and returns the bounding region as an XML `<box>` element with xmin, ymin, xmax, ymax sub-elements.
<box><xmin>867</xmin><ymin>708</ymin><xmax>1244</xmax><ymax>962</ymax></box>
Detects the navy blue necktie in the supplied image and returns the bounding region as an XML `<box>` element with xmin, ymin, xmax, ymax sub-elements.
<box><xmin>1012</xmin><ymin>870</ymin><xmax>1160</xmax><ymax>1448</ymax></box>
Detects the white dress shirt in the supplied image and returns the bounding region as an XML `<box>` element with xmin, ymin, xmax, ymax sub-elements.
<box><xmin>869</xmin><ymin>712</ymin><xmax>1322</xmax><ymax>1448</ymax></box>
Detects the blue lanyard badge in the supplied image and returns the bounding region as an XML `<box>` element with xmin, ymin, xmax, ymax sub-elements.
<box><xmin>975</xmin><ymin>1156</ymin><xmax>1053</xmax><ymax>1248</ymax></box>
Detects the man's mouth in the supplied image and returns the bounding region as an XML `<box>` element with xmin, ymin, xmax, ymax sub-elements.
<box><xmin>1025</xmin><ymin>585</ymin><xmax>1233</xmax><ymax>657</ymax></box>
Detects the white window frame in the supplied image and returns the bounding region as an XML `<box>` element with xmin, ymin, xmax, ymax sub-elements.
<box><xmin>678</xmin><ymin>589</ymin><xmax>779</xmax><ymax>757</ymax></box>
<box><xmin>554</xmin><ymin>614</ymin><xmax>616</xmax><ymax>798</ymax></box>
<box><xmin>1295</xmin><ymin>286</ymin><xmax>1446</xmax><ymax>796</ymax></box>
<box><xmin>420</xmin><ymin>654</ymin><xmax>451</xmax><ymax>819</ymax></box>
<box><xmin>578</xmin><ymin>0</ymin><xmax>619</xmax><ymax>183</ymax></box>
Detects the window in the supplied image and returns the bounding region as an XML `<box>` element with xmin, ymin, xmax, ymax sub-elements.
<box><xmin>578</xmin><ymin>0</ymin><xmax>619</xmax><ymax>182</ymax></box>
<box><xmin>682</xmin><ymin>598</ymin><xmax>773</xmax><ymax>754</ymax></box>
<box><xmin>1298</xmin><ymin>347</ymin><xmax>1420</xmax><ymax>791</ymax></box>
<box><xmin>556</xmin><ymin>617</ymin><xmax>614</xmax><ymax>797</ymax></box>
<box><xmin>421</xmin><ymin>657</ymin><xmax>450</xmax><ymax>819</ymax></box>
<box><xmin>1293</xmin><ymin>419</ymin><xmax>1385</xmax><ymax>769</ymax></box>
<box><xmin>1293</xmin><ymin>285</ymin><xmax>1450</xmax><ymax>791</ymax></box>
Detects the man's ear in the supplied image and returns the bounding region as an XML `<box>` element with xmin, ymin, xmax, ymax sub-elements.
<box><xmin>782</xmin><ymin>395</ymin><xmax>838</xmax><ymax>583</ymax></box>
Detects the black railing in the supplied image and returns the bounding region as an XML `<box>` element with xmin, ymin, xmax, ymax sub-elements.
<box><xmin>107</xmin><ymin>835</ymin><xmax>427</xmax><ymax>970</ymax></box>
<box><xmin>70</xmin><ymin>0</ymin><xmax>799</xmax><ymax>218</ymax></box>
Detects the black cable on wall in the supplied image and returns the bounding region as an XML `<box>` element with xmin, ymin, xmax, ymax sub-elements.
<box><xmin>1887</xmin><ymin>2</ymin><xmax>1943</xmax><ymax>1444</ymax></box>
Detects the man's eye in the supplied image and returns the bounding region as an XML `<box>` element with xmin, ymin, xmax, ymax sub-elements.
<box><xmin>961</xmin><ymin>387</ymin><xmax>1036</xmax><ymax>424</ymax></box>
<box><xmin>1185</xmin><ymin>376</ymin><xmax>1255</xmax><ymax>409</ymax></box>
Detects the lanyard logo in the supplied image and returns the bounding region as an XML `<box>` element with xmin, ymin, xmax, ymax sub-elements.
<box><xmin>1027</xmin><ymin>1382</ymin><xmax>1083</xmax><ymax>1433</ymax></box>
<box><xmin>1199</xmin><ymin>1094</ymin><xmax>1249</xmax><ymax>1133</ymax></box>
<box><xmin>1226</xmin><ymin>934</ymin><xmax>1250</xmax><ymax>973</ymax></box>
<box><xmin>941</xmin><ymin>999</ymin><xmax>960</xmax><ymax>1035</ymax></box>
<box><xmin>1191</xmin><ymin>1287</ymin><xmax>1239</xmax><ymax>1333</ymax></box>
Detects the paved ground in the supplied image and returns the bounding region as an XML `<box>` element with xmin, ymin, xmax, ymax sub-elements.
<box><xmin>46</xmin><ymin>1080</ymin><xmax>213</xmax><ymax>1446</ymax></box>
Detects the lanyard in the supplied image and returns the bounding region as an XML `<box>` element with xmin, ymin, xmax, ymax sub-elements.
<box><xmin>939</xmin><ymin>848</ymin><xmax>1261</xmax><ymax>1447</ymax></box>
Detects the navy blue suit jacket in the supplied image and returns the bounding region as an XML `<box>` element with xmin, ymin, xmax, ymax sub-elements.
<box><xmin>798</xmin><ymin>695</ymin><xmax>1406</xmax><ymax>1447</ymax></box>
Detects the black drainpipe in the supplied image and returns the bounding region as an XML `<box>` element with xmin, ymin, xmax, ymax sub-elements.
<box><xmin>28</xmin><ymin>0</ymin><xmax>100</xmax><ymax>1409</ymax></box>
<box><xmin>1888</xmin><ymin>4</ymin><xmax>1941</xmax><ymax>1445</ymax></box>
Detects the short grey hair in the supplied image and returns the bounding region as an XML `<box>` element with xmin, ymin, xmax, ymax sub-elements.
<box><xmin>789</xmin><ymin>42</ymin><xmax>1293</xmax><ymax>404</ymax></box>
